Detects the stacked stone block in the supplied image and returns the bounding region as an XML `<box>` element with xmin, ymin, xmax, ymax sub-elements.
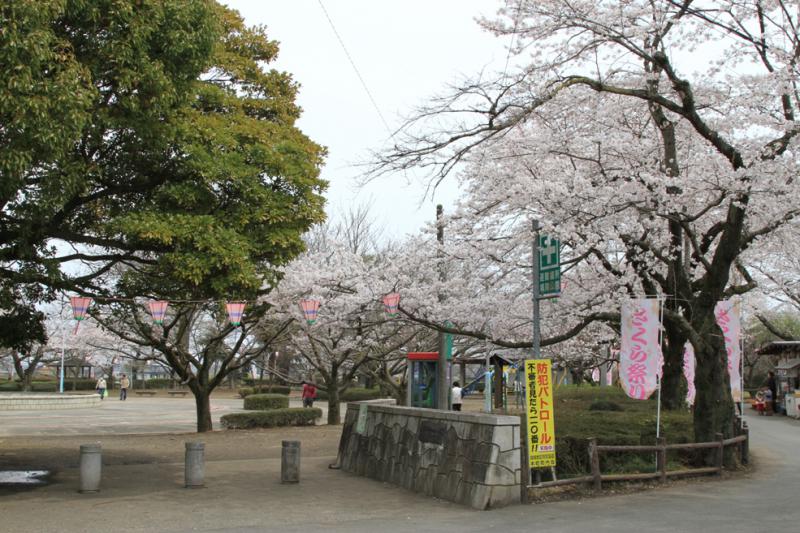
<box><xmin>338</xmin><ymin>401</ymin><xmax>521</xmax><ymax>509</ymax></box>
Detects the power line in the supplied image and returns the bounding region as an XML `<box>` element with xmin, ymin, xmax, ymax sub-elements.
<box><xmin>316</xmin><ymin>0</ymin><xmax>392</xmax><ymax>134</ymax></box>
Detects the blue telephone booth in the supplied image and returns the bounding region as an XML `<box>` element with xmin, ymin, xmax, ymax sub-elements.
<box><xmin>408</xmin><ymin>352</ymin><xmax>440</xmax><ymax>408</ymax></box>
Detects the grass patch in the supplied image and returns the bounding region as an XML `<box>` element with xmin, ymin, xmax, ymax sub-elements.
<box><xmin>516</xmin><ymin>385</ymin><xmax>694</xmax><ymax>478</ymax></box>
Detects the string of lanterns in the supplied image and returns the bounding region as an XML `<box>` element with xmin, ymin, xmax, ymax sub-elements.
<box><xmin>67</xmin><ymin>292</ymin><xmax>403</xmax><ymax>330</ymax></box>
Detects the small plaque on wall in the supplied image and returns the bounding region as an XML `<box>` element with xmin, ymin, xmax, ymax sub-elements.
<box><xmin>419</xmin><ymin>420</ymin><xmax>446</xmax><ymax>445</ymax></box>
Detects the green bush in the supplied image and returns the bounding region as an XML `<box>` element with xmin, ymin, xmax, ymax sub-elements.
<box><xmin>238</xmin><ymin>385</ymin><xmax>291</xmax><ymax>398</ymax></box>
<box><xmin>221</xmin><ymin>408</ymin><xmax>322</xmax><ymax>429</ymax></box>
<box><xmin>137</xmin><ymin>378</ymin><xmax>174</xmax><ymax>389</ymax></box>
<box><xmin>31</xmin><ymin>381</ymin><xmax>57</xmax><ymax>392</ymax></box>
<box><xmin>241</xmin><ymin>378</ymin><xmax>289</xmax><ymax>387</ymax></box>
<box><xmin>511</xmin><ymin>385</ymin><xmax>694</xmax><ymax>479</ymax></box>
<box><xmin>244</xmin><ymin>393</ymin><xmax>289</xmax><ymax>410</ymax></box>
<box><xmin>0</xmin><ymin>381</ymin><xmax>19</xmax><ymax>391</ymax></box>
<box><xmin>315</xmin><ymin>387</ymin><xmax>382</xmax><ymax>401</ymax></box>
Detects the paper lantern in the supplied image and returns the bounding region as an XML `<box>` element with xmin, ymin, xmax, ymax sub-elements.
<box><xmin>299</xmin><ymin>299</ymin><xmax>320</xmax><ymax>325</ymax></box>
<box><xmin>382</xmin><ymin>292</ymin><xmax>401</xmax><ymax>318</ymax></box>
<box><xmin>69</xmin><ymin>296</ymin><xmax>92</xmax><ymax>334</ymax></box>
<box><xmin>226</xmin><ymin>301</ymin><xmax>246</xmax><ymax>326</ymax></box>
<box><xmin>70</xmin><ymin>296</ymin><xmax>92</xmax><ymax>321</ymax></box>
<box><xmin>148</xmin><ymin>300</ymin><xmax>169</xmax><ymax>324</ymax></box>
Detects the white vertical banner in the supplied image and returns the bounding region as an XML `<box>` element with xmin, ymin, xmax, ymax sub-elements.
<box><xmin>715</xmin><ymin>299</ymin><xmax>742</xmax><ymax>402</ymax></box>
<box><xmin>619</xmin><ymin>299</ymin><xmax>663</xmax><ymax>400</ymax></box>
<box><xmin>683</xmin><ymin>342</ymin><xmax>696</xmax><ymax>406</ymax></box>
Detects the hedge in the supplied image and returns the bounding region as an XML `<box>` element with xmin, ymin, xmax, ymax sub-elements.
<box><xmin>244</xmin><ymin>393</ymin><xmax>289</xmax><ymax>410</ymax></box>
<box><xmin>238</xmin><ymin>385</ymin><xmax>291</xmax><ymax>398</ymax></box>
<box><xmin>221</xmin><ymin>408</ymin><xmax>322</xmax><ymax>429</ymax></box>
<box><xmin>315</xmin><ymin>387</ymin><xmax>382</xmax><ymax>402</ymax></box>
<box><xmin>134</xmin><ymin>378</ymin><xmax>174</xmax><ymax>389</ymax></box>
<box><xmin>0</xmin><ymin>379</ymin><xmax>96</xmax><ymax>392</ymax></box>
<box><xmin>241</xmin><ymin>378</ymin><xmax>290</xmax><ymax>387</ymax></box>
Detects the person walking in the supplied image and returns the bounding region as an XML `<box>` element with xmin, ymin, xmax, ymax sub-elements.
<box><xmin>95</xmin><ymin>376</ymin><xmax>107</xmax><ymax>400</ymax></box>
<box><xmin>451</xmin><ymin>381</ymin><xmax>463</xmax><ymax>411</ymax></box>
<box><xmin>767</xmin><ymin>371</ymin><xmax>778</xmax><ymax>414</ymax></box>
<box><xmin>119</xmin><ymin>373</ymin><xmax>130</xmax><ymax>401</ymax></box>
<box><xmin>302</xmin><ymin>381</ymin><xmax>317</xmax><ymax>408</ymax></box>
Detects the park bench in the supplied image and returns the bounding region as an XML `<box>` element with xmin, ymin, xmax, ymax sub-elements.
<box><xmin>168</xmin><ymin>390</ymin><xmax>188</xmax><ymax>397</ymax></box>
<box><xmin>134</xmin><ymin>390</ymin><xmax>156</xmax><ymax>396</ymax></box>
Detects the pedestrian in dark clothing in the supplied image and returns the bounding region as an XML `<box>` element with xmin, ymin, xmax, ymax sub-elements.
<box><xmin>767</xmin><ymin>371</ymin><xmax>778</xmax><ymax>414</ymax></box>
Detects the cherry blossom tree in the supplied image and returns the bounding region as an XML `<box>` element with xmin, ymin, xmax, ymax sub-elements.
<box><xmin>373</xmin><ymin>0</ymin><xmax>800</xmax><ymax>442</ymax></box>
<box><xmin>94</xmin><ymin>300</ymin><xmax>286</xmax><ymax>432</ymax></box>
<box><xmin>264</xmin><ymin>242</ymin><xmax>422</xmax><ymax>424</ymax></box>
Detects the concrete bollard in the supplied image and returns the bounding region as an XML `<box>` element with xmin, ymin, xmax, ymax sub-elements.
<box><xmin>185</xmin><ymin>442</ymin><xmax>205</xmax><ymax>488</ymax></box>
<box><xmin>281</xmin><ymin>440</ymin><xmax>300</xmax><ymax>483</ymax></box>
<box><xmin>79</xmin><ymin>443</ymin><xmax>102</xmax><ymax>493</ymax></box>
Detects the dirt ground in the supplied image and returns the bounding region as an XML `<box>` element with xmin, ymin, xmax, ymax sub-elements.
<box><xmin>0</xmin><ymin>424</ymin><xmax>342</xmax><ymax>475</ymax></box>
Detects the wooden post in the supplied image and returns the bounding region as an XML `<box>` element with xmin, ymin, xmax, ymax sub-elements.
<box><xmin>588</xmin><ymin>438</ymin><xmax>601</xmax><ymax>491</ymax></box>
<box><xmin>715</xmin><ymin>433</ymin><xmax>724</xmax><ymax>475</ymax></box>
<box><xmin>656</xmin><ymin>437</ymin><xmax>667</xmax><ymax>483</ymax></box>
<box><xmin>741</xmin><ymin>422</ymin><xmax>749</xmax><ymax>465</ymax></box>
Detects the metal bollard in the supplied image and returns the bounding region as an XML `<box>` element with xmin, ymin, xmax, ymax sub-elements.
<box><xmin>79</xmin><ymin>443</ymin><xmax>102</xmax><ymax>493</ymax></box>
<box><xmin>185</xmin><ymin>442</ymin><xmax>205</xmax><ymax>488</ymax></box>
<box><xmin>281</xmin><ymin>440</ymin><xmax>301</xmax><ymax>483</ymax></box>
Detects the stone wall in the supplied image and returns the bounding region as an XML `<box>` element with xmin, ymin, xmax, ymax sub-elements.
<box><xmin>338</xmin><ymin>400</ymin><xmax>521</xmax><ymax>510</ymax></box>
<box><xmin>0</xmin><ymin>393</ymin><xmax>101</xmax><ymax>410</ymax></box>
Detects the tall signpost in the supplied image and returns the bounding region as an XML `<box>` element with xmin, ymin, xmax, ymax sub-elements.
<box><xmin>521</xmin><ymin>221</ymin><xmax>560</xmax><ymax>503</ymax></box>
<box><xmin>436</xmin><ymin>205</ymin><xmax>449</xmax><ymax>411</ymax></box>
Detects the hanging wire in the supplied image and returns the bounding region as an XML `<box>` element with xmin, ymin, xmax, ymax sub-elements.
<box><xmin>316</xmin><ymin>0</ymin><xmax>392</xmax><ymax>134</ymax></box>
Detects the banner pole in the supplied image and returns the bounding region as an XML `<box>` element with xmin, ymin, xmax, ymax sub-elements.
<box><xmin>656</xmin><ymin>375</ymin><xmax>662</xmax><ymax>439</ymax></box>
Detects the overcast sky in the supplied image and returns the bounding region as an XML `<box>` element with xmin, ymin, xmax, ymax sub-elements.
<box><xmin>222</xmin><ymin>0</ymin><xmax>509</xmax><ymax>239</ymax></box>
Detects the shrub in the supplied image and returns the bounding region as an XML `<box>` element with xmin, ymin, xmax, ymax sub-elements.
<box><xmin>139</xmin><ymin>378</ymin><xmax>174</xmax><ymax>389</ymax></box>
<box><xmin>315</xmin><ymin>387</ymin><xmax>382</xmax><ymax>401</ymax></box>
<box><xmin>0</xmin><ymin>379</ymin><xmax>98</xmax><ymax>392</ymax></box>
<box><xmin>31</xmin><ymin>381</ymin><xmax>57</xmax><ymax>392</ymax></box>
<box><xmin>0</xmin><ymin>381</ymin><xmax>19</xmax><ymax>391</ymax></box>
<box><xmin>221</xmin><ymin>408</ymin><xmax>322</xmax><ymax>429</ymax></box>
<box><xmin>244</xmin><ymin>393</ymin><xmax>289</xmax><ymax>410</ymax></box>
<box><xmin>589</xmin><ymin>400</ymin><xmax>624</xmax><ymax>411</ymax></box>
<box><xmin>238</xmin><ymin>385</ymin><xmax>291</xmax><ymax>398</ymax></box>
<box><xmin>241</xmin><ymin>378</ymin><xmax>290</xmax><ymax>387</ymax></box>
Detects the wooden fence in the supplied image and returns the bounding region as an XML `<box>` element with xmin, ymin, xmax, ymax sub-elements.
<box><xmin>529</xmin><ymin>423</ymin><xmax>749</xmax><ymax>491</ymax></box>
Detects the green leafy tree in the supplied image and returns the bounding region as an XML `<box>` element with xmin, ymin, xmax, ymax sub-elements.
<box><xmin>2</xmin><ymin>1</ymin><xmax>326</xmax><ymax>432</ymax></box>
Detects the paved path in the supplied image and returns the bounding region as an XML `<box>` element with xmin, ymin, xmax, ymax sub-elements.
<box><xmin>1</xmin><ymin>412</ymin><xmax>797</xmax><ymax>532</ymax></box>
<box><xmin>0</xmin><ymin>397</ymin><xmax>342</xmax><ymax>435</ymax></box>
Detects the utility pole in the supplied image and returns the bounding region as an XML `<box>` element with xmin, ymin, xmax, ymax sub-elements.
<box><xmin>436</xmin><ymin>205</ymin><xmax>450</xmax><ymax>410</ymax></box>
<box><xmin>521</xmin><ymin>219</ymin><xmax>542</xmax><ymax>502</ymax></box>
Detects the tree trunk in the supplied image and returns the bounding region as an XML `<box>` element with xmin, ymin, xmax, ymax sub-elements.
<box><xmin>692</xmin><ymin>323</ymin><xmax>734</xmax><ymax>449</ymax></box>
<box><xmin>21</xmin><ymin>372</ymin><xmax>32</xmax><ymax>392</ymax></box>
<box><xmin>194</xmin><ymin>390</ymin><xmax>213</xmax><ymax>432</ymax></box>
<box><xmin>661</xmin><ymin>320</ymin><xmax>687</xmax><ymax>410</ymax></box>
<box><xmin>326</xmin><ymin>379</ymin><xmax>341</xmax><ymax>425</ymax></box>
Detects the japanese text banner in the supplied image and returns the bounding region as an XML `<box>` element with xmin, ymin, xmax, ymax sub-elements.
<box><xmin>715</xmin><ymin>300</ymin><xmax>742</xmax><ymax>402</ymax></box>
<box><xmin>525</xmin><ymin>359</ymin><xmax>556</xmax><ymax>468</ymax></box>
<box><xmin>619</xmin><ymin>299</ymin><xmax>662</xmax><ymax>400</ymax></box>
<box><xmin>683</xmin><ymin>342</ymin><xmax>696</xmax><ymax>406</ymax></box>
